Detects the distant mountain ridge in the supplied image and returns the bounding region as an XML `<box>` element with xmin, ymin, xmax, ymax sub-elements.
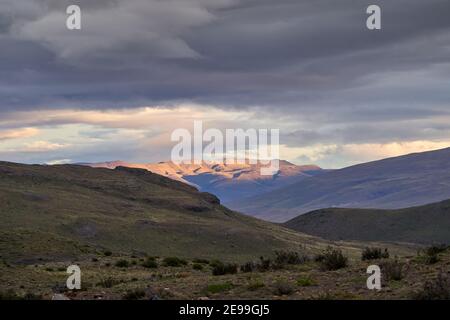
<box><xmin>86</xmin><ymin>160</ymin><xmax>323</xmax><ymax>203</ymax></box>
<box><xmin>229</xmin><ymin>147</ymin><xmax>450</xmax><ymax>222</ymax></box>
<box><xmin>283</xmin><ymin>199</ymin><xmax>450</xmax><ymax>245</ymax></box>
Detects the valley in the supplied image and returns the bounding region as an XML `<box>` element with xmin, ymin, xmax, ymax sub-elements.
<box><xmin>0</xmin><ymin>154</ymin><xmax>449</xmax><ymax>300</ymax></box>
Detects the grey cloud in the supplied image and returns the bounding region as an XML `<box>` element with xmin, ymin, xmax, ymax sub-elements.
<box><xmin>0</xmin><ymin>0</ymin><xmax>450</xmax><ymax>154</ymax></box>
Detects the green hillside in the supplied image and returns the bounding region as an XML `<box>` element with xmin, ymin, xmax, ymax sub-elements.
<box><xmin>0</xmin><ymin>161</ymin><xmax>338</xmax><ymax>264</ymax></box>
<box><xmin>284</xmin><ymin>200</ymin><xmax>450</xmax><ymax>244</ymax></box>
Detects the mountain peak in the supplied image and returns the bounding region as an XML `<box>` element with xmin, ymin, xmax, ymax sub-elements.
<box><xmin>85</xmin><ymin>159</ymin><xmax>323</xmax><ymax>202</ymax></box>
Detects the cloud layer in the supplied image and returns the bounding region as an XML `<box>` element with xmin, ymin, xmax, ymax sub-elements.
<box><xmin>0</xmin><ymin>0</ymin><xmax>449</xmax><ymax>166</ymax></box>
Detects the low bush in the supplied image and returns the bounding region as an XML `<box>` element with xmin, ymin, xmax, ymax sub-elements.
<box><xmin>0</xmin><ymin>290</ymin><xmax>42</xmax><ymax>300</ymax></box>
<box><xmin>413</xmin><ymin>272</ymin><xmax>450</xmax><ymax>300</ymax></box>
<box><xmin>97</xmin><ymin>277</ymin><xmax>120</xmax><ymax>288</ymax></box>
<box><xmin>206</xmin><ymin>282</ymin><xmax>234</xmax><ymax>294</ymax></box>
<box><xmin>192</xmin><ymin>263</ymin><xmax>203</xmax><ymax>271</ymax></box>
<box><xmin>296</xmin><ymin>276</ymin><xmax>316</xmax><ymax>287</ymax></box>
<box><xmin>272</xmin><ymin>280</ymin><xmax>295</xmax><ymax>296</ymax></box>
<box><xmin>162</xmin><ymin>257</ymin><xmax>187</xmax><ymax>267</ymax></box>
<box><xmin>317</xmin><ymin>247</ymin><xmax>348</xmax><ymax>271</ymax></box>
<box><xmin>424</xmin><ymin>244</ymin><xmax>448</xmax><ymax>256</ymax></box>
<box><xmin>424</xmin><ymin>253</ymin><xmax>439</xmax><ymax>265</ymax></box>
<box><xmin>115</xmin><ymin>259</ymin><xmax>130</xmax><ymax>268</ymax></box>
<box><xmin>142</xmin><ymin>257</ymin><xmax>158</xmax><ymax>269</ymax></box>
<box><xmin>212</xmin><ymin>262</ymin><xmax>238</xmax><ymax>276</ymax></box>
<box><xmin>193</xmin><ymin>258</ymin><xmax>209</xmax><ymax>264</ymax></box>
<box><xmin>256</xmin><ymin>256</ymin><xmax>272</xmax><ymax>272</ymax></box>
<box><xmin>361</xmin><ymin>247</ymin><xmax>389</xmax><ymax>261</ymax></box>
<box><xmin>240</xmin><ymin>261</ymin><xmax>257</xmax><ymax>273</ymax></box>
<box><xmin>103</xmin><ymin>250</ymin><xmax>112</xmax><ymax>257</ymax></box>
<box><xmin>380</xmin><ymin>259</ymin><xmax>404</xmax><ymax>281</ymax></box>
<box><xmin>122</xmin><ymin>289</ymin><xmax>146</xmax><ymax>300</ymax></box>
<box><xmin>22</xmin><ymin>293</ymin><xmax>43</xmax><ymax>300</ymax></box>
<box><xmin>274</xmin><ymin>250</ymin><xmax>309</xmax><ymax>266</ymax></box>
<box><xmin>419</xmin><ymin>244</ymin><xmax>448</xmax><ymax>265</ymax></box>
<box><xmin>247</xmin><ymin>280</ymin><xmax>265</xmax><ymax>291</ymax></box>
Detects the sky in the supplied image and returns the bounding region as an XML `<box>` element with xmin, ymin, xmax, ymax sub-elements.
<box><xmin>0</xmin><ymin>0</ymin><xmax>449</xmax><ymax>168</ymax></box>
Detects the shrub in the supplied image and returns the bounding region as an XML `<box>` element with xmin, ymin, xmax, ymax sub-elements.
<box><xmin>420</xmin><ymin>244</ymin><xmax>448</xmax><ymax>265</ymax></box>
<box><xmin>424</xmin><ymin>253</ymin><xmax>439</xmax><ymax>265</ymax></box>
<box><xmin>361</xmin><ymin>247</ymin><xmax>389</xmax><ymax>261</ymax></box>
<box><xmin>0</xmin><ymin>290</ymin><xmax>20</xmax><ymax>300</ymax></box>
<box><xmin>122</xmin><ymin>289</ymin><xmax>146</xmax><ymax>300</ymax></box>
<box><xmin>22</xmin><ymin>293</ymin><xmax>43</xmax><ymax>300</ymax></box>
<box><xmin>212</xmin><ymin>262</ymin><xmax>238</xmax><ymax>276</ymax></box>
<box><xmin>91</xmin><ymin>257</ymin><xmax>99</xmax><ymax>262</ymax></box>
<box><xmin>209</xmin><ymin>259</ymin><xmax>223</xmax><ymax>268</ymax></box>
<box><xmin>380</xmin><ymin>259</ymin><xmax>404</xmax><ymax>281</ymax></box>
<box><xmin>192</xmin><ymin>263</ymin><xmax>203</xmax><ymax>271</ymax></box>
<box><xmin>193</xmin><ymin>258</ymin><xmax>209</xmax><ymax>264</ymax></box>
<box><xmin>206</xmin><ymin>282</ymin><xmax>233</xmax><ymax>294</ymax></box>
<box><xmin>162</xmin><ymin>257</ymin><xmax>187</xmax><ymax>267</ymax></box>
<box><xmin>142</xmin><ymin>257</ymin><xmax>158</xmax><ymax>269</ymax></box>
<box><xmin>115</xmin><ymin>259</ymin><xmax>130</xmax><ymax>268</ymax></box>
<box><xmin>240</xmin><ymin>261</ymin><xmax>257</xmax><ymax>273</ymax></box>
<box><xmin>272</xmin><ymin>280</ymin><xmax>295</xmax><ymax>296</ymax></box>
<box><xmin>297</xmin><ymin>276</ymin><xmax>316</xmax><ymax>287</ymax></box>
<box><xmin>314</xmin><ymin>254</ymin><xmax>324</xmax><ymax>263</ymax></box>
<box><xmin>247</xmin><ymin>280</ymin><xmax>265</xmax><ymax>291</ymax></box>
<box><xmin>103</xmin><ymin>250</ymin><xmax>112</xmax><ymax>257</ymax></box>
<box><xmin>0</xmin><ymin>290</ymin><xmax>42</xmax><ymax>300</ymax></box>
<box><xmin>424</xmin><ymin>244</ymin><xmax>448</xmax><ymax>256</ymax></box>
<box><xmin>413</xmin><ymin>272</ymin><xmax>450</xmax><ymax>300</ymax></box>
<box><xmin>315</xmin><ymin>291</ymin><xmax>336</xmax><ymax>300</ymax></box>
<box><xmin>97</xmin><ymin>277</ymin><xmax>120</xmax><ymax>288</ymax></box>
<box><xmin>317</xmin><ymin>247</ymin><xmax>348</xmax><ymax>271</ymax></box>
<box><xmin>256</xmin><ymin>256</ymin><xmax>272</xmax><ymax>272</ymax></box>
<box><xmin>274</xmin><ymin>250</ymin><xmax>309</xmax><ymax>266</ymax></box>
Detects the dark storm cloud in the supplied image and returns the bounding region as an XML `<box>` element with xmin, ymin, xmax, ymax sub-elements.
<box><xmin>0</xmin><ymin>0</ymin><xmax>450</xmax><ymax>146</ymax></box>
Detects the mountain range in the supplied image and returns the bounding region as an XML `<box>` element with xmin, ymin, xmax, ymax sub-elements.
<box><xmin>229</xmin><ymin>147</ymin><xmax>450</xmax><ymax>222</ymax></box>
<box><xmin>86</xmin><ymin>160</ymin><xmax>323</xmax><ymax>203</ymax></box>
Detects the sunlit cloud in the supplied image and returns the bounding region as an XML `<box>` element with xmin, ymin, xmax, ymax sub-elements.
<box><xmin>0</xmin><ymin>105</ymin><xmax>448</xmax><ymax>167</ymax></box>
<box><xmin>22</xmin><ymin>141</ymin><xmax>68</xmax><ymax>152</ymax></box>
<box><xmin>0</xmin><ymin>127</ymin><xmax>39</xmax><ymax>140</ymax></box>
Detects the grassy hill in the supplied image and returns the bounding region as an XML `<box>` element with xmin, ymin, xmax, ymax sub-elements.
<box><xmin>284</xmin><ymin>199</ymin><xmax>450</xmax><ymax>244</ymax></box>
<box><xmin>0</xmin><ymin>161</ymin><xmax>340</xmax><ymax>264</ymax></box>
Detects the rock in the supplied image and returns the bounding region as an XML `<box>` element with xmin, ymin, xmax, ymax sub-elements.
<box><xmin>52</xmin><ymin>293</ymin><xmax>70</xmax><ymax>300</ymax></box>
